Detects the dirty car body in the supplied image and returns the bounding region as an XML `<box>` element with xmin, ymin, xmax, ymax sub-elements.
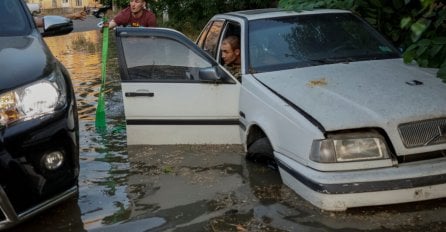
<box><xmin>116</xmin><ymin>9</ymin><xmax>446</xmax><ymax>211</ymax></box>
<box><xmin>0</xmin><ymin>0</ymin><xmax>79</xmax><ymax>229</ymax></box>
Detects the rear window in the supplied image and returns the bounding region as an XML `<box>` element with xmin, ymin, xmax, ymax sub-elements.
<box><xmin>0</xmin><ymin>0</ymin><xmax>31</xmax><ymax>36</ymax></box>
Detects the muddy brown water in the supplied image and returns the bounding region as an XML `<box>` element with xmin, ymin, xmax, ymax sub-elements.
<box><xmin>9</xmin><ymin>31</ymin><xmax>446</xmax><ymax>232</ymax></box>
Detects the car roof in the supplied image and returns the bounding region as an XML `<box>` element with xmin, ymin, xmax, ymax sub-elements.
<box><xmin>216</xmin><ymin>8</ymin><xmax>351</xmax><ymax>21</ymax></box>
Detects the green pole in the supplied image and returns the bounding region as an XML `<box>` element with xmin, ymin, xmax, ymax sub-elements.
<box><xmin>95</xmin><ymin>17</ymin><xmax>109</xmax><ymax>130</ymax></box>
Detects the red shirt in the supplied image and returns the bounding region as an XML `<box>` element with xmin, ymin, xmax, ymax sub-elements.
<box><xmin>113</xmin><ymin>7</ymin><xmax>156</xmax><ymax>27</ymax></box>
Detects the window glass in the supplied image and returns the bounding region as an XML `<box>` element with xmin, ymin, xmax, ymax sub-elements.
<box><xmin>122</xmin><ymin>36</ymin><xmax>212</xmax><ymax>81</ymax></box>
<box><xmin>0</xmin><ymin>0</ymin><xmax>30</xmax><ymax>36</ymax></box>
<box><xmin>196</xmin><ymin>21</ymin><xmax>211</xmax><ymax>48</ymax></box>
<box><xmin>202</xmin><ymin>21</ymin><xmax>224</xmax><ymax>58</ymax></box>
<box><xmin>248</xmin><ymin>13</ymin><xmax>400</xmax><ymax>73</ymax></box>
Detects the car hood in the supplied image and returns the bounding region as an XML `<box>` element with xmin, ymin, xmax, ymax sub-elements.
<box><xmin>253</xmin><ymin>59</ymin><xmax>446</xmax><ymax>132</ymax></box>
<box><xmin>0</xmin><ymin>35</ymin><xmax>52</xmax><ymax>93</ymax></box>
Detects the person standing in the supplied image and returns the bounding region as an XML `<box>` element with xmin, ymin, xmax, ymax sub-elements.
<box><xmin>108</xmin><ymin>0</ymin><xmax>156</xmax><ymax>29</ymax></box>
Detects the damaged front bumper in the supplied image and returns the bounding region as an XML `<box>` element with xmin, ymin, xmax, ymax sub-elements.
<box><xmin>276</xmin><ymin>153</ymin><xmax>446</xmax><ymax>211</ymax></box>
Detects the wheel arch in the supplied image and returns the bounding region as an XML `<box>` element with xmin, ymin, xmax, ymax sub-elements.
<box><xmin>246</xmin><ymin>124</ymin><xmax>267</xmax><ymax>147</ymax></box>
<box><xmin>245</xmin><ymin>123</ymin><xmax>278</xmax><ymax>169</ymax></box>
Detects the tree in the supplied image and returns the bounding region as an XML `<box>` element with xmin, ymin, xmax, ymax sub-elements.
<box><xmin>279</xmin><ymin>0</ymin><xmax>446</xmax><ymax>81</ymax></box>
<box><xmin>145</xmin><ymin>0</ymin><xmax>276</xmax><ymax>36</ymax></box>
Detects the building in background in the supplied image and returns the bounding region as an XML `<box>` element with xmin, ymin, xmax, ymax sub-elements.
<box><xmin>26</xmin><ymin>0</ymin><xmax>101</xmax><ymax>10</ymax></box>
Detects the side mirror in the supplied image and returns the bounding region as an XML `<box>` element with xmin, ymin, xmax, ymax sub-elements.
<box><xmin>41</xmin><ymin>16</ymin><xmax>73</xmax><ymax>37</ymax></box>
<box><xmin>199</xmin><ymin>67</ymin><xmax>221</xmax><ymax>81</ymax></box>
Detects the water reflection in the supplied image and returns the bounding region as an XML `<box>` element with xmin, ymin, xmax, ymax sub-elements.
<box><xmin>46</xmin><ymin>31</ymin><xmax>130</xmax><ymax>230</ymax></box>
<box><xmin>45</xmin><ymin>31</ymin><xmax>101</xmax><ymax>121</ymax></box>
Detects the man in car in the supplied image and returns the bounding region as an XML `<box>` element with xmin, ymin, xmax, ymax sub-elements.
<box><xmin>221</xmin><ymin>35</ymin><xmax>241</xmax><ymax>81</ymax></box>
<box><xmin>107</xmin><ymin>0</ymin><xmax>156</xmax><ymax>29</ymax></box>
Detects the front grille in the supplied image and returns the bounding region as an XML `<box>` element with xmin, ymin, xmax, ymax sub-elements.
<box><xmin>398</xmin><ymin>150</ymin><xmax>446</xmax><ymax>163</ymax></box>
<box><xmin>399</xmin><ymin>118</ymin><xmax>446</xmax><ymax>148</ymax></box>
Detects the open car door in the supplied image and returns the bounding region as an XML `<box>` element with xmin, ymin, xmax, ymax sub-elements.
<box><xmin>115</xmin><ymin>28</ymin><xmax>241</xmax><ymax>145</ymax></box>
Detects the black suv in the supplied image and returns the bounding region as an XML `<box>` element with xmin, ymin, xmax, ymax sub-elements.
<box><xmin>0</xmin><ymin>0</ymin><xmax>79</xmax><ymax>229</ymax></box>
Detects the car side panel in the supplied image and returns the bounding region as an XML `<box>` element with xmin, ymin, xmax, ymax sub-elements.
<box><xmin>239</xmin><ymin>74</ymin><xmax>324</xmax><ymax>165</ymax></box>
<box><xmin>116</xmin><ymin>28</ymin><xmax>241</xmax><ymax>145</ymax></box>
<box><xmin>123</xmin><ymin>82</ymin><xmax>241</xmax><ymax>145</ymax></box>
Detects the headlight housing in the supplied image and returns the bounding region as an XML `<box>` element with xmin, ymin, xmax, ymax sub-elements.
<box><xmin>310</xmin><ymin>131</ymin><xmax>390</xmax><ymax>163</ymax></box>
<box><xmin>0</xmin><ymin>67</ymin><xmax>67</xmax><ymax>127</ymax></box>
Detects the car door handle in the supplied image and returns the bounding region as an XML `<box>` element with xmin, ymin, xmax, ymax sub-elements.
<box><xmin>125</xmin><ymin>92</ymin><xmax>154</xmax><ymax>97</ymax></box>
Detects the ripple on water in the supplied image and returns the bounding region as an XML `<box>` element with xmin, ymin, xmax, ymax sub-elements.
<box><xmin>45</xmin><ymin>31</ymin><xmax>130</xmax><ymax>230</ymax></box>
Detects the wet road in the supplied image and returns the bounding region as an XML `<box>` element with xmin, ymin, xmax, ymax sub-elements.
<box><xmin>71</xmin><ymin>15</ymin><xmax>104</xmax><ymax>33</ymax></box>
<box><xmin>8</xmin><ymin>16</ymin><xmax>446</xmax><ymax>232</ymax></box>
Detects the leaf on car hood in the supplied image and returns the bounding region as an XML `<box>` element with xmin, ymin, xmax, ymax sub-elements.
<box><xmin>306</xmin><ymin>78</ymin><xmax>327</xmax><ymax>88</ymax></box>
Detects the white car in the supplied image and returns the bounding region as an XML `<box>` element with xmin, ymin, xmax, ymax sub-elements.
<box><xmin>115</xmin><ymin>9</ymin><xmax>446</xmax><ymax>211</ymax></box>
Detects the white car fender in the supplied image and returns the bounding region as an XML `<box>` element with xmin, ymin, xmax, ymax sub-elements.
<box><xmin>240</xmin><ymin>74</ymin><xmax>323</xmax><ymax>166</ymax></box>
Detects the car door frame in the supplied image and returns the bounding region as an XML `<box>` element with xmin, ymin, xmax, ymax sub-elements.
<box><xmin>115</xmin><ymin>27</ymin><xmax>242</xmax><ymax>145</ymax></box>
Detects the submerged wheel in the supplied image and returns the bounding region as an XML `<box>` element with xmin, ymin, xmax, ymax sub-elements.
<box><xmin>246</xmin><ymin>137</ymin><xmax>277</xmax><ymax>170</ymax></box>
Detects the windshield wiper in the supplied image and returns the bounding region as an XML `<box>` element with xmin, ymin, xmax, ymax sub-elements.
<box><xmin>303</xmin><ymin>57</ymin><xmax>354</xmax><ymax>65</ymax></box>
<box><xmin>284</xmin><ymin>53</ymin><xmax>356</xmax><ymax>65</ymax></box>
<box><xmin>284</xmin><ymin>54</ymin><xmax>337</xmax><ymax>65</ymax></box>
<box><xmin>306</xmin><ymin>57</ymin><xmax>355</xmax><ymax>65</ymax></box>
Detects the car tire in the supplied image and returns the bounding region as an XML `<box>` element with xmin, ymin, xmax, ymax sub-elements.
<box><xmin>246</xmin><ymin>137</ymin><xmax>277</xmax><ymax>170</ymax></box>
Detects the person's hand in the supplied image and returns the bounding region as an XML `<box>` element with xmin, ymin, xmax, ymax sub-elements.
<box><xmin>100</xmin><ymin>21</ymin><xmax>109</xmax><ymax>33</ymax></box>
<box><xmin>34</xmin><ymin>16</ymin><xmax>44</xmax><ymax>27</ymax></box>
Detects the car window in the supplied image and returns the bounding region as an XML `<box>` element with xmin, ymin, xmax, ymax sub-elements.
<box><xmin>200</xmin><ymin>20</ymin><xmax>224</xmax><ymax>58</ymax></box>
<box><xmin>217</xmin><ymin>21</ymin><xmax>241</xmax><ymax>65</ymax></box>
<box><xmin>121</xmin><ymin>36</ymin><xmax>212</xmax><ymax>81</ymax></box>
<box><xmin>196</xmin><ymin>21</ymin><xmax>211</xmax><ymax>47</ymax></box>
<box><xmin>0</xmin><ymin>0</ymin><xmax>30</xmax><ymax>36</ymax></box>
<box><xmin>248</xmin><ymin>13</ymin><xmax>401</xmax><ymax>73</ymax></box>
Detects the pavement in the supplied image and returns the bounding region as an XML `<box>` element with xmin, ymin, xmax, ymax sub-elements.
<box><xmin>72</xmin><ymin>15</ymin><xmax>104</xmax><ymax>32</ymax></box>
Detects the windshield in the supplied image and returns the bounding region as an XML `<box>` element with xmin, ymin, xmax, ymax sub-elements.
<box><xmin>0</xmin><ymin>0</ymin><xmax>31</xmax><ymax>36</ymax></box>
<box><xmin>248</xmin><ymin>13</ymin><xmax>401</xmax><ymax>73</ymax></box>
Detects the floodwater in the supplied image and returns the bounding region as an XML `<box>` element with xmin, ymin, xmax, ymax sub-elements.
<box><xmin>10</xmin><ymin>30</ymin><xmax>446</xmax><ymax>232</ymax></box>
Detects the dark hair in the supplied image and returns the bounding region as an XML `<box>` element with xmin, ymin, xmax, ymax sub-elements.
<box><xmin>223</xmin><ymin>35</ymin><xmax>240</xmax><ymax>50</ymax></box>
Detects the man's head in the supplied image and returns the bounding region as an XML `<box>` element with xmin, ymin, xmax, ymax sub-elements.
<box><xmin>130</xmin><ymin>0</ymin><xmax>146</xmax><ymax>15</ymax></box>
<box><xmin>221</xmin><ymin>36</ymin><xmax>241</xmax><ymax>66</ymax></box>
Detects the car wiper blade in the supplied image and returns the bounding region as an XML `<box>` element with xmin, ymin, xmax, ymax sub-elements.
<box><xmin>306</xmin><ymin>57</ymin><xmax>354</xmax><ymax>65</ymax></box>
<box><xmin>357</xmin><ymin>53</ymin><xmax>400</xmax><ymax>60</ymax></box>
<box><xmin>284</xmin><ymin>54</ymin><xmax>338</xmax><ymax>65</ymax></box>
<box><xmin>307</xmin><ymin>58</ymin><xmax>336</xmax><ymax>64</ymax></box>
